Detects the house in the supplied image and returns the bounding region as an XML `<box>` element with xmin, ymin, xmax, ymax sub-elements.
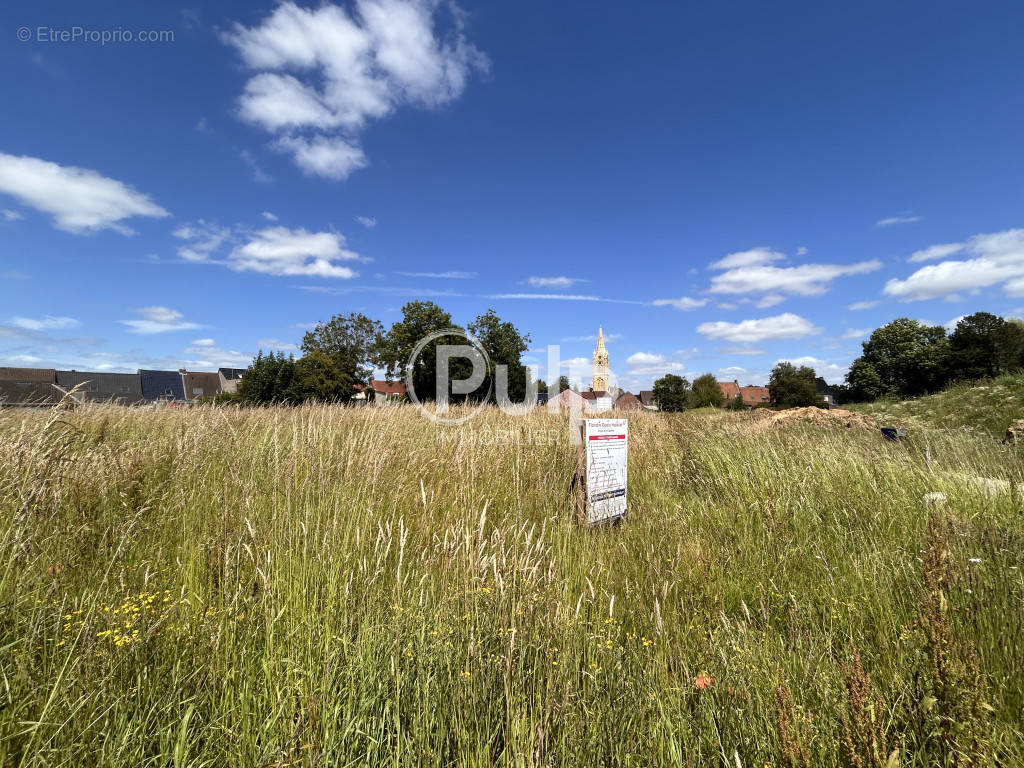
<box><xmin>614</xmin><ymin>391</ymin><xmax>641</xmax><ymax>411</ymax></box>
<box><xmin>718</xmin><ymin>380</ymin><xmax>741</xmax><ymax>402</ymax></box>
<box><xmin>581</xmin><ymin>390</ymin><xmax>615</xmax><ymax>412</ymax></box>
<box><xmin>638</xmin><ymin>390</ymin><xmax>658</xmax><ymax>410</ymax></box>
<box><xmin>549</xmin><ymin>388</ymin><xmax>586</xmax><ymax>410</ymax></box>
<box><xmin>353</xmin><ymin>379</ymin><xmax>407</xmax><ymax>404</ymax></box>
<box><xmin>0</xmin><ymin>380</ymin><xmax>69</xmax><ymax>408</ymax></box>
<box><xmin>55</xmin><ymin>370</ymin><xmax>146</xmax><ymax>405</ymax></box>
<box><xmin>139</xmin><ymin>369</ymin><xmax>187</xmax><ymax>402</ymax></box>
<box><xmin>718</xmin><ymin>379</ymin><xmax>771</xmax><ymax>408</ymax></box>
<box><xmin>0</xmin><ymin>367</ymin><xmax>56</xmax><ymax>383</ymax></box>
<box><xmin>739</xmin><ymin>385</ymin><xmax>770</xmax><ymax>407</ymax></box>
<box><xmin>816</xmin><ymin>377</ymin><xmax>837</xmax><ymax>408</ymax></box>
<box><xmin>218</xmin><ymin>368</ymin><xmax>246</xmax><ymax>394</ymax></box>
<box><xmin>181</xmin><ymin>370</ymin><xmax>222</xmax><ymax>401</ymax></box>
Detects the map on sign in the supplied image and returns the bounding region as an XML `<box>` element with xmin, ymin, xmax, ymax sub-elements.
<box><xmin>584</xmin><ymin>418</ymin><xmax>628</xmax><ymax>525</ymax></box>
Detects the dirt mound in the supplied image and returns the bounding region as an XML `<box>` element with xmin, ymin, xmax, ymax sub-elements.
<box><xmin>745</xmin><ymin>406</ymin><xmax>877</xmax><ymax>433</ymax></box>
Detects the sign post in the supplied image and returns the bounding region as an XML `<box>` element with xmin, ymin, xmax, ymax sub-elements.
<box><xmin>580</xmin><ymin>417</ymin><xmax>628</xmax><ymax>526</ymax></box>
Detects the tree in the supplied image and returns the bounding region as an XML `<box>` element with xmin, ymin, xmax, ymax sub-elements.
<box><xmin>535</xmin><ymin>379</ymin><xmax>548</xmax><ymax>394</ymax></box>
<box><xmin>296</xmin><ymin>350</ymin><xmax>353</xmax><ymax>401</ymax></box>
<box><xmin>846</xmin><ymin>318</ymin><xmax>950</xmax><ymax>400</ymax></box>
<box><xmin>725</xmin><ymin>393</ymin><xmax>745</xmax><ymax>410</ymax></box>
<box><xmin>237</xmin><ymin>351</ymin><xmax>301</xmax><ymax>404</ymax></box>
<box><xmin>769</xmin><ymin>362</ymin><xmax>824</xmax><ymax>408</ymax></box>
<box><xmin>468</xmin><ymin>309</ymin><xmax>532</xmax><ymax>403</ymax></box>
<box><xmin>376</xmin><ymin>301</ymin><xmax>468</xmax><ymax>403</ymax></box>
<box><xmin>557</xmin><ymin>376</ymin><xmax>570</xmax><ymax>393</ymax></box>
<box><xmin>996</xmin><ymin>319</ymin><xmax>1024</xmax><ymax>372</ymax></box>
<box><xmin>689</xmin><ymin>373</ymin><xmax>724</xmax><ymax>408</ymax></box>
<box><xmin>947</xmin><ymin>312</ymin><xmax>1006</xmax><ymax>380</ymax></box>
<box><xmin>652</xmin><ymin>374</ymin><xmax>690</xmax><ymax>412</ymax></box>
<box><xmin>300</xmin><ymin>312</ymin><xmax>382</xmax><ymax>400</ymax></box>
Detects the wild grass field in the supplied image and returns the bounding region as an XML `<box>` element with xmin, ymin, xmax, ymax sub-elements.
<box><xmin>1</xmin><ymin>396</ymin><xmax>1022</xmax><ymax>766</ymax></box>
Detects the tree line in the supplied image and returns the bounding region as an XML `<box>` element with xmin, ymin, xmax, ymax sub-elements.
<box><xmin>232</xmin><ymin>301</ymin><xmax>534</xmax><ymax>405</ymax></box>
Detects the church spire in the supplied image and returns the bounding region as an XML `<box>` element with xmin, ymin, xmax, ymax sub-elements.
<box><xmin>592</xmin><ymin>326</ymin><xmax>609</xmax><ymax>392</ymax></box>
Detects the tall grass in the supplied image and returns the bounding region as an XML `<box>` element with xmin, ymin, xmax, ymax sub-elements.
<box><xmin>1</xmin><ymin>402</ymin><xmax>1021</xmax><ymax>766</ymax></box>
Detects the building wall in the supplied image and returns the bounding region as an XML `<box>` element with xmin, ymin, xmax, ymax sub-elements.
<box><xmin>55</xmin><ymin>371</ymin><xmax>146</xmax><ymax>405</ymax></box>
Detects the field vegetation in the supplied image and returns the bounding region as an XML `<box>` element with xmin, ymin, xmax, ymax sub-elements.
<box><xmin>1</xmin><ymin>397</ymin><xmax>1022</xmax><ymax>766</ymax></box>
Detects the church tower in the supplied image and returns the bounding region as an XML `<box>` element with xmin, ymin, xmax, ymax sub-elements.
<box><xmin>592</xmin><ymin>327</ymin><xmax>609</xmax><ymax>392</ymax></box>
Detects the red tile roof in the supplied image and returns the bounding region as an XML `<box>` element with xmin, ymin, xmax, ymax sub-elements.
<box><xmin>739</xmin><ymin>385</ymin><xmax>770</xmax><ymax>405</ymax></box>
<box><xmin>718</xmin><ymin>380</ymin><xmax>740</xmax><ymax>399</ymax></box>
<box><xmin>371</xmin><ymin>379</ymin><xmax>406</xmax><ymax>396</ymax></box>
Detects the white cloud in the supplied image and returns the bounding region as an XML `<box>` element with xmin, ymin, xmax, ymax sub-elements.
<box><xmin>230</xmin><ymin>227</ymin><xmax>360</xmax><ymax>278</ymax></box>
<box><xmin>709</xmin><ymin>256</ymin><xmax>882</xmax><ymax>298</ymax></box>
<box><xmin>275</xmin><ymin>135</ymin><xmax>368</xmax><ymax>180</ymax></box>
<box><xmin>355</xmin><ymin>215</ymin><xmax>377</xmax><ymax>228</ymax></box>
<box><xmin>626</xmin><ymin>352</ymin><xmax>664</xmax><ymax>366</ymax></box>
<box><xmin>625</xmin><ymin>351</ymin><xmax>685</xmax><ymax>376</ymax></box>
<box><xmin>7</xmin><ymin>354</ymin><xmax>42</xmax><ymax>364</ymax></box>
<box><xmin>944</xmin><ymin>315</ymin><xmax>966</xmax><ymax>332</ymax></box>
<box><xmin>847</xmin><ymin>300</ymin><xmax>880</xmax><ymax>310</ymax></box>
<box><xmin>697</xmin><ymin>313</ymin><xmax>821</xmax><ymax>343</ymax></box>
<box><xmin>720</xmin><ymin>345</ymin><xmax>766</xmax><ymax>355</ymax></box>
<box><xmin>261</xmin><ymin>211</ymin><xmax>278</xmax><ymax>221</ymax></box>
<box><xmin>562</xmin><ymin>332</ymin><xmax>622</xmax><ymax>343</ymax></box>
<box><xmin>173</xmin><ymin>220</ymin><xmax>231</xmax><ymax>262</ymax></box>
<box><xmin>908</xmin><ymin>242</ymin><xmax>964</xmax><ymax>263</ymax></box>
<box><xmin>182</xmin><ymin>340</ymin><xmax>253</xmax><ymax>368</ymax></box>
<box><xmin>191</xmin><ymin>338</ymin><xmax>216</xmax><ymax>347</ymax></box>
<box><xmin>488</xmin><ymin>293</ymin><xmax>643</xmax><ymax>304</ymax></box>
<box><xmin>528</xmin><ymin>276</ymin><xmax>585</xmax><ymax>289</ymax></box>
<box><xmin>0</xmin><ymin>153</ymin><xmax>168</xmax><ymax>234</ymax></box>
<box><xmin>795</xmin><ymin>246</ymin><xmax>807</xmax><ymax>256</ymax></box>
<box><xmin>651</xmin><ymin>296</ymin><xmax>708</xmax><ymax>311</ymax></box>
<box><xmin>1</xmin><ymin>208</ymin><xmax>23</xmax><ymax>221</ymax></box>
<box><xmin>875</xmin><ymin>214</ymin><xmax>922</xmax><ymax>228</ymax></box>
<box><xmin>841</xmin><ymin>328</ymin><xmax>870</xmax><ymax>340</ymax></box>
<box><xmin>120</xmin><ymin>306</ymin><xmax>203</xmax><ymax>334</ymax></box>
<box><xmin>884</xmin><ymin>229</ymin><xmax>1024</xmax><ymax>301</ymax></box>
<box><xmin>9</xmin><ymin>315</ymin><xmax>80</xmax><ymax>331</ymax></box>
<box><xmin>397</xmin><ymin>270</ymin><xmax>476</xmax><ymax>279</ymax></box>
<box><xmin>225</xmin><ymin>0</ymin><xmax>488</xmax><ymax>180</ymax></box>
<box><xmin>754</xmin><ymin>293</ymin><xmax>785</xmax><ymax>308</ymax></box>
<box><xmin>256</xmin><ymin>337</ymin><xmax>298</xmax><ymax>351</ymax></box>
<box><xmin>709</xmin><ymin>247</ymin><xmax>785</xmax><ymax>270</ymax></box>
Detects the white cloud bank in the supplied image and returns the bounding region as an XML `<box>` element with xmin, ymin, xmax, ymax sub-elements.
<box><xmin>651</xmin><ymin>296</ymin><xmax>708</xmax><ymax>311</ymax></box>
<box><xmin>120</xmin><ymin>307</ymin><xmax>203</xmax><ymax>335</ymax></box>
<box><xmin>8</xmin><ymin>315</ymin><xmax>80</xmax><ymax>331</ymax></box>
<box><xmin>697</xmin><ymin>313</ymin><xmax>821</xmax><ymax>343</ymax></box>
<box><xmin>885</xmin><ymin>229</ymin><xmax>1024</xmax><ymax>301</ymax></box>
<box><xmin>709</xmin><ymin>248</ymin><xmax>881</xmax><ymax>299</ymax></box>
<box><xmin>528</xmin><ymin>276</ymin><xmax>585</xmax><ymax>289</ymax></box>
<box><xmin>0</xmin><ymin>153</ymin><xmax>168</xmax><ymax>234</ymax></box>
<box><xmin>625</xmin><ymin>351</ymin><xmax>685</xmax><ymax>376</ymax></box>
<box><xmin>224</xmin><ymin>1</ymin><xmax>488</xmax><ymax>180</ymax></box>
<box><xmin>875</xmin><ymin>214</ymin><xmax>922</xmax><ymax>228</ymax></box>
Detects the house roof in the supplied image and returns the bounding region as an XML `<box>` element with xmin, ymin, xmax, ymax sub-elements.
<box><xmin>638</xmin><ymin>390</ymin><xmax>656</xmax><ymax>406</ymax></box>
<box><xmin>614</xmin><ymin>392</ymin><xmax>641</xmax><ymax>410</ymax></box>
<box><xmin>0</xmin><ymin>381</ymin><xmax>67</xmax><ymax>406</ymax></box>
<box><xmin>739</xmin><ymin>385</ymin><xmax>770</xmax><ymax>404</ymax></box>
<box><xmin>0</xmin><ymin>367</ymin><xmax>56</xmax><ymax>383</ymax></box>
<box><xmin>371</xmin><ymin>379</ymin><xmax>406</xmax><ymax>396</ymax></box>
<box><xmin>55</xmin><ymin>370</ymin><xmax>145</xmax><ymax>404</ymax></box>
<box><xmin>718</xmin><ymin>380</ymin><xmax>741</xmax><ymax>399</ymax></box>
<box><xmin>550</xmin><ymin>389</ymin><xmax>585</xmax><ymax>407</ymax></box>
<box><xmin>815</xmin><ymin>376</ymin><xmax>834</xmax><ymax>394</ymax></box>
<box><xmin>182</xmin><ymin>371</ymin><xmax>222</xmax><ymax>399</ymax></box>
<box><xmin>219</xmin><ymin>368</ymin><xmax>247</xmax><ymax>380</ymax></box>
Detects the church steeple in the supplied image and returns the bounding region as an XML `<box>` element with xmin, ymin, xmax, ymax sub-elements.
<box><xmin>592</xmin><ymin>326</ymin><xmax>609</xmax><ymax>392</ymax></box>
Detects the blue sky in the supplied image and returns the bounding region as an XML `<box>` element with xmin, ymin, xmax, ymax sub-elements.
<box><xmin>2</xmin><ymin>0</ymin><xmax>1024</xmax><ymax>391</ymax></box>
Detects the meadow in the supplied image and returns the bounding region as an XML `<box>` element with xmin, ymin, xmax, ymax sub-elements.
<box><xmin>1</xmin><ymin>396</ymin><xmax>1022</xmax><ymax>766</ymax></box>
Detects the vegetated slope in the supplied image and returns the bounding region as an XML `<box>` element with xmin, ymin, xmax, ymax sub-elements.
<box><xmin>848</xmin><ymin>372</ymin><xmax>1024</xmax><ymax>438</ymax></box>
<box><xmin>0</xmin><ymin>404</ymin><xmax>1021</xmax><ymax>765</ymax></box>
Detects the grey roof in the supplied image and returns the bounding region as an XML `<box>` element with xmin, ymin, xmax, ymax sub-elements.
<box><xmin>0</xmin><ymin>367</ymin><xmax>56</xmax><ymax>383</ymax></box>
<box><xmin>0</xmin><ymin>380</ymin><xmax>67</xmax><ymax>407</ymax></box>
<box><xmin>182</xmin><ymin>371</ymin><xmax>222</xmax><ymax>400</ymax></box>
<box><xmin>55</xmin><ymin>370</ymin><xmax>146</xmax><ymax>405</ymax></box>
<box><xmin>638</xmin><ymin>390</ymin><xmax>656</xmax><ymax>406</ymax></box>
<box><xmin>139</xmin><ymin>370</ymin><xmax>186</xmax><ymax>401</ymax></box>
<box><xmin>218</xmin><ymin>367</ymin><xmax>247</xmax><ymax>380</ymax></box>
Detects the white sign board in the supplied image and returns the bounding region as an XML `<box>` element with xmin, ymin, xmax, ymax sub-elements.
<box><xmin>584</xmin><ymin>418</ymin><xmax>628</xmax><ymax>525</ymax></box>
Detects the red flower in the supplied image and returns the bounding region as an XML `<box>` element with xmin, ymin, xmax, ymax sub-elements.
<box><xmin>694</xmin><ymin>672</ymin><xmax>714</xmax><ymax>690</ymax></box>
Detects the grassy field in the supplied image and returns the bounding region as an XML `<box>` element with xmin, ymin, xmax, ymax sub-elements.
<box><xmin>1</xmin><ymin>399</ymin><xmax>1022</xmax><ymax>766</ymax></box>
<box><xmin>849</xmin><ymin>373</ymin><xmax>1024</xmax><ymax>440</ymax></box>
